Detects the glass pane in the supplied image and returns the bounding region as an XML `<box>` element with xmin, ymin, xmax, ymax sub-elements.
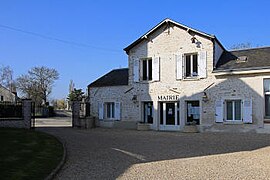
<box><xmin>160</xmin><ymin>103</ymin><xmax>163</xmax><ymax>124</ymax></box>
<box><xmin>142</xmin><ymin>60</ymin><xmax>147</xmax><ymax>80</ymax></box>
<box><xmin>264</xmin><ymin>79</ymin><xmax>270</xmax><ymax>93</ymax></box>
<box><xmin>107</xmin><ymin>104</ymin><xmax>111</xmax><ymax>118</ymax></box>
<box><xmin>148</xmin><ymin>59</ymin><xmax>152</xmax><ymax>80</ymax></box>
<box><xmin>226</xmin><ymin>101</ymin><xmax>233</xmax><ymax>120</ymax></box>
<box><xmin>185</xmin><ymin>55</ymin><xmax>191</xmax><ymax>77</ymax></box>
<box><xmin>112</xmin><ymin>103</ymin><xmax>115</xmax><ymax>118</ymax></box>
<box><xmin>166</xmin><ymin>103</ymin><xmax>175</xmax><ymax>125</ymax></box>
<box><xmin>192</xmin><ymin>54</ymin><xmax>198</xmax><ymax>76</ymax></box>
<box><xmin>265</xmin><ymin>95</ymin><xmax>270</xmax><ymax>116</ymax></box>
<box><xmin>177</xmin><ymin>103</ymin><xmax>180</xmax><ymax>125</ymax></box>
<box><xmin>234</xmin><ymin>100</ymin><xmax>241</xmax><ymax>120</ymax></box>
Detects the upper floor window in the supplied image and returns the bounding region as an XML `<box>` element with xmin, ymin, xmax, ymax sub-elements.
<box><xmin>141</xmin><ymin>58</ymin><xmax>152</xmax><ymax>81</ymax></box>
<box><xmin>184</xmin><ymin>54</ymin><xmax>198</xmax><ymax>78</ymax></box>
<box><xmin>133</xmin><ymin>57</ymin><xmax>159</xmax><ymax>82</ymax></box>
<box><xmin>176</xmin><ymin>51</ymin><xmax>207</xmax><ymax>80</ymax></box>
<box><xmin>0</xmin><ymin>95</ymin><xmax>3</xmax><ymax>101</ymax></box>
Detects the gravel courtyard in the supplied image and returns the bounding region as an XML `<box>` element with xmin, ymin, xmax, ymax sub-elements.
<box><xmin>40</xmin><ymin>128</ymin><xmax>270</xmax><ymax>180</ymax></box>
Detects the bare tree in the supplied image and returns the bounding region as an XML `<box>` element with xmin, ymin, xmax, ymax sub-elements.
<box><xmin>0</xmin><ymin>65</ymin><xmax>13</xmax><ymax>89</ymax></box>
<box><xmin>230</xmin><ymin>42</ymin><xmax>252</xmax><ymax>50</ymax></box>
<box><xmin>16</xmin><ymin>66</ymin><xmax>59</xmax><ymax>105</ymax></box>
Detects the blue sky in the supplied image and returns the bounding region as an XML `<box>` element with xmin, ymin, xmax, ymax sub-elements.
<box><xmin>0</xmin><ymin>0</ymin><xmax>269</xmax><ymax>100</ymax></box>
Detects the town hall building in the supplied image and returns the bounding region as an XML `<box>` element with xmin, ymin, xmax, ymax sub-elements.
<box><xmin>88</xmin><ymin>18</ymin><xmax>270</xmax><ymax>132</ymax></box>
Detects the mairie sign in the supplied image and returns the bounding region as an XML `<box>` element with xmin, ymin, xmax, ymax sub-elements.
<box><xmin>158</xmin><ymin>95</ymin><xmax>180</xmax><ymax>101</ymax></box>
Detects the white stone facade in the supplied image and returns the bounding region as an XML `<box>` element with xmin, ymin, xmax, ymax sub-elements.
<box><xmin>88</xmin><ymin>19</ymin><xmax>270</xmax><ymax>132</ymax></box>
<box><xmin>0</xmin><ymin>85</ymin><xmax>16</xmax><ymax>102</ymax></box>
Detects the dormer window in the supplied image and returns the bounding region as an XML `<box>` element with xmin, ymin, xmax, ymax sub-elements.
<box><xmin>236</xmin><ymin>56</ymin><xmax>248</xmax><ymax>63</ymax></box>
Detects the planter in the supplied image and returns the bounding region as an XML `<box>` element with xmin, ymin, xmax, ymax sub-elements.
<box><xmin>137</xmin><ymin>123</ymin><xmax>150</xmax><ymax>131</ymax></box>
<box><xmin>182</xmin><ymin>125</ymin><xmax>199</xmax><ymax>133</ymax></box>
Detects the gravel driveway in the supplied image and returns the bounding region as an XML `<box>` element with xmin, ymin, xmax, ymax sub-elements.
<box><xmin>39</xmin><ymin>128</ymin><xmax>270</xmax><ymax>180</ymax></box>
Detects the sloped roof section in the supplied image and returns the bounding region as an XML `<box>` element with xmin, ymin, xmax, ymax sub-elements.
<box><xmin>124</xmin><ymin>18</ymin><xmax>224</xmax><ymax>53</ymax></box>
<box><xmin>215</xmin><ymin>47</ymin><xmax>270</xmax><ymax>72</ymax></box>
<box><xmin>88</xmin><ymin>68</ymin><xmax>128</xmax><ymax>87</ymax></box>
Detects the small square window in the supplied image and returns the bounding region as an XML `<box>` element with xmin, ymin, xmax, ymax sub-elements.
<box><xmin>104</xmin><ymin>102</ymin><xmax>115</xmax><ymax>119</ymax></box>
<box><xmin>225</xmin><ymin>100</ymin><xmax>242</xmax><ymax>121</ymax></box>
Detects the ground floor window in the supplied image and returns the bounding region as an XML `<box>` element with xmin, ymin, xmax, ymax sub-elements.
<box><xmin>186</xmin><ymin>101</ymin><xmax>200</xmax><ymax>125</ymax></box>
<box><xmin>143</xmin><ymin>102</ymin><xmax>153</xmax><ymax>124</ymax></box>
<box><xmin>264</xmin><ymin>79</ymin><xmax>270</xmax><ymax>117</ymax></box>
<box><xmin>105</xmin><ymin>102</ymin><xmax>115</xmax><ymax>119</ymax></box>
<box><xmin>225</xmin><ymin>100</ymin><xmax>242</xmax><ymax>121</ymax></box>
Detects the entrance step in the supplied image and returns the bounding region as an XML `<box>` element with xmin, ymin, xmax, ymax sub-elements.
<box><xmin>256</xmin><ymin>124</ymin><xmax>270</xmax><ymax>134</ymax></box>
<box><xmin>182</xmin><ymin>125</ymin><xmax>199</xmax><ymax>133</ymax></box>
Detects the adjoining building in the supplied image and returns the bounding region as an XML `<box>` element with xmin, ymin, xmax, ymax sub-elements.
<box><xmin>0</xmin><ymin>84</ymin><xmax>17</xmax><ymax>102</ymax></box>
<box><xmin>88</xmin><ymin>18</ymin><xmax>270</xmax><ymax>132</ymax></box>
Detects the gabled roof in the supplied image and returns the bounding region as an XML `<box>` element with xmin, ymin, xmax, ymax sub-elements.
<box><xmin>124</xmin><ymin>18</ymin><xmax>225</xmax><ymax>53</ymax></box>
<box><xmin>214</xmin><ymin>47</ymin><xmax>270</xmax><ymax>72</ymax></box>
<box><xmin>88</xmin><ymin>68</ymin><xmax>128</xmax><ymax>88</ymax></box>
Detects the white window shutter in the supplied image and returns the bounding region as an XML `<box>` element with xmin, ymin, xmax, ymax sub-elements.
<box><xmin>98</xmin><ymin>102</ymin><xmax>104</xmax><ymax>120</ymax></box>
<box><xmin>152</xmin><ymin>56</ymin><xmax>160</xmax><ymax>81</ymax></box>
<box><xmin>133</xmin><ymin>58</ymin><xmax>139</xmax><ymax>82</ymax></box>
<box><xmin>198</xmin><ymin>51</ymin><xmax>207</xmax><ymax>78</ymax></box>
<box><xmin>176</xmin><ymin>53</ymin><xmax>183</xmax><ymax>80</ymax></box>
<box><xmin>115</xmin><ymin>102</ymin><xmax>121</xmax><ymax>120</ymax></box>
<box><xmin>215</xmin><ymin>100</ymin><xmax>224</xmax><ymax>123</ymax></box>
<box><xmin>243</xmin><ymin>99</ymin><xmax>252</xmax><ymax>123</ymax></box>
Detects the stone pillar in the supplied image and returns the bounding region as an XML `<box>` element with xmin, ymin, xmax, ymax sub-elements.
<box><xmin>72</xmin><ymin>101</ymin><xmax>80</xmax><ymax>128</ymax></box>
<box><xmin>22</xmin><ymin>99</ymin><xmax>32</xmax><ymax>129</ymax></box>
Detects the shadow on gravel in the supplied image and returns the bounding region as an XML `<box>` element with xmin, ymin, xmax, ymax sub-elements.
<box><xmin>40</xmin><ymin>128</ymin><xmax>270</xmax><ymax>180</ymax></box>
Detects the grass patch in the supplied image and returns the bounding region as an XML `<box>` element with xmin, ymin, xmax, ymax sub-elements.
<box><xmin>0</xmin><ymin>128</ymin><xmax>63</xmax><ymax>180</ymax></box>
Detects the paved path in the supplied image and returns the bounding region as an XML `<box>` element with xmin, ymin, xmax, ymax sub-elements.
<box><xmin>35</xmin><ymin>110</ymin><xmax>72</xmax><ymax>127</ymax></box>
<box><xmin>38</xmin><ymin>128</ymin><xmax>270</xmax><ymax>180</ymax></box>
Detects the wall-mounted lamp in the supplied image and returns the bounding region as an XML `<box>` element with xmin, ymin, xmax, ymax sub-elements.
<box><xmin>191</xmin><ymin>36</ymin><xmax>197</xmax><ymax>43</ymax></box>
<box><xmin>202</xmin><ymin>92</ymin><xmax>209</xmax><ymax>102</ymax></box>
<box><xmin>132</xmin><ymin>95</ymin><xmax>137</xmax><ymax>103</ymax></box>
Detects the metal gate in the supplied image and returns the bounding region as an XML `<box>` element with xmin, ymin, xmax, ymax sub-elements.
<box><xmin>31</xmin><ymin>102</ymin><xmax>35</xmax><ymax>129</ymax></box>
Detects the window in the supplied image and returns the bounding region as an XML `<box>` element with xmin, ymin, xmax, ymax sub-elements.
<box><xmin>184</xmin><ymin>54</ymin><xmax>198</xmax><ymax>78</ymax></box>
<box><xmin>143</xmin><ymin>102</ymin><xmax>153</xmax><ymax>124</ymax></box>
<box><xmin>0</xmin><ymin>95</ymin><xmax>3</xmax><ymax>101</ymax></box>
<box><xmin>225</xmin><ymin>100</ymin><xmax>242</xmax><ymax>121</ymax></box>
<box><xmin>105</xmin><ymin>102</ymin><xmax>115</xmax><ymax>119</ymax></box>
<box><xmin>264</xmin><ymin>79</ymin><xmax>270</xmax><ymax>117</ymax></box>
<box><xmin>186</xmin><ymin>101</ymin><xmax>200</xmax><ymax>125</ymax></box>
<box><xmin>141</xmin><ymin>58</ymin><xmax>152</xmax><ymax>81</ymax></box>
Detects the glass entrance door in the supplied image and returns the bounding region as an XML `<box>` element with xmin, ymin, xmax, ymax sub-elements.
<box><xmin>159</xmin><ymin>102</ymin><xmax>180</xmax><ymax>130</ymax></box>
<box><xmin>166</xmin><ymin>103</ymin><xmax>175</xmax><ymax>125</ymax></box>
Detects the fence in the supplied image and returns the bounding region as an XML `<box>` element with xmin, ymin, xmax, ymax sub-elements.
<box><xmin>0</xmin><ymin>99</ymin><xmax>32</xmax><ymax>129</ymax></box>
<box><xmin>0</xmin><ymin>101</ymin><xmax>23</xmax><ymax>120</ymax></box>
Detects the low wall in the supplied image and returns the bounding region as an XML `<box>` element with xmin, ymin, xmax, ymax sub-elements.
<box><xmin>0</xmin><ymin>99</ymin><xmax>32</xmax><ymax>129</ymax></box>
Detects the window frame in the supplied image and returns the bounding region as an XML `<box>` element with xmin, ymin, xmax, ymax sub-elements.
<box><xmin>104</xmin><ymin>102</ymin><xmax>115</xmax><ymax>119</ymax></box>
<box><xmin>140</xmin><ymin>58</ymin><xmax>152</xmax><ymax>81</ymax></box>
<box><xmin>143</xmin><ymin>101</ymin><xmax>153</xmax><ymax>124</ymax></box>
<box><xmin>225</xmin><ymin>99</ymin><xmax>242</xmax><ymax>122</ymax></box>
<box><xmin>263</xmin><ymin>79</ymin><xmax>270</xmax><ymax>118</ymax></box>
<box><xmin>184</xmin><ymin>53</ymin><xmax>198</xmax><ymax>79</ymax></box>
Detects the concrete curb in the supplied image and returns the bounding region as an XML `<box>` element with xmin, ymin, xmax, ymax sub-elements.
<box><xmin>45</xmin><ymin>135</ymin><xmax>67</xmax><ymax>180</ymax></box>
